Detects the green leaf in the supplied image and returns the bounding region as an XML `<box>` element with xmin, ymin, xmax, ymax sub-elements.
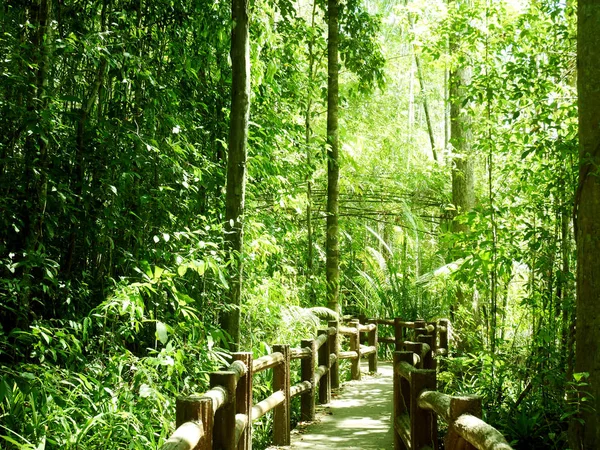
<box><xmin>156</xmin><ymin>321</ymin><xmax>168</xmax><ymax>344</ymax></box>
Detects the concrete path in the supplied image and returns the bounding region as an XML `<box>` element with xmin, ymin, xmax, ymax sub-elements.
<box><xmin>281</xmin><ymin>362</ymin><xmax>394</xmax><ymax>449</ymax></box>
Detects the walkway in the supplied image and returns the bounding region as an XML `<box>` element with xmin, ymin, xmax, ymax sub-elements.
<box><xmin>281</xmin><ymin>362</ymin><xmax>393</xmax><ymax>449</ymax></box>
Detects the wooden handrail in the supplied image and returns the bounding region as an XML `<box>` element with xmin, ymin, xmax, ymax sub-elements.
<box><xmin>162</xmin><ymin>316</ymin><xmax>511</xmax><ymax>450</ymax></box>
<box><xmin>253</xmin><ymin>352</ymin><xmax>283</xmax><ymax>373</ymax></box>
<box><xmin>161</xmin><ymin>421</ymin><xmax>204</xmax><ymax>450</ymax></box>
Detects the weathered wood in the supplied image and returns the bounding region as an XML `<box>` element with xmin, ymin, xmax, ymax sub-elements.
<box><xmin>315</xmin><ymin>331</ymin><xmax>329</xmax><ymax>350</ymax></box>
<box><xmin>339</xmin><ymin>325</ymin><xmax>358</xmax><ymax>335</ymax></box>
<box><xmin>203</xmin><ymin>386</ymin><xmax>228</xmax><ymax>413</ymax></box>
<box><xmin>318</xmin><ymin>329</ymin><xmax>331</xmax><ymax>403</ymax></box>
<box><xmin>394</xmin><ymin>351</ymin><xmax>413</xmax><ymax>450</ymax></box>
<box><xmin>329</xmin><ymin>320</ymin><xmax>340</xmax><ymax>389</ymax></box>
<box><xmin>379</xmin><ymin>336</ymin><xmax>395</xmax><ymax>344</ymax></box>
<box><xmin>418</xmin><ymin>390</ymin><xmax>451</xmax><ymax>422</ymax></box>
<box><xmin>314</xmin><ymin>364</ymin><xmax>329</xmax><ymax>384</ymax></box>
<box><xmin>251</xmin><ymin>390</ymin><xmax>286</xmax><ymax>421</ymax></box>
<box><xmin>338</xmin><ymin>350</ymin><xmax>359</xmax><ymax>360</ymax></box>
<box><xmin>161</xmin><ymin>421</ymin><xmax>204</xmax><ymax>450</ymax></box>
<box><xmin>375</xmin><ymin>318</ymin><xmax>395</xmax><ymax>326</ymax></box>
<box><xmin>300</xmin><ymin>338</ymin><xmax>316</xmax><ymax>421</ymax></box>
<box><xmin>367</xmin><ymin>319</ymin><xmax>378</xmax><ymax>372</ymax></box>
<box><xmin>234</xmin><ymin>414</ymin><xmax>248</xmax><ymax>448</ymax></box>
<box><xmin>403</xmin><ymin>341</ymin><xmax>425</xmax><ymax>368</ymax></box>
<box><xmin>395</xmin><ymin>413</ymin><xmax>411</xmax><ymax>450</ymax></box>
<box><xmin>394</xmin><ymin>317</ymin><xmax>405</xmax><ymax>353</ymax></box>
<box><xmin>273</xmin><ymin>344</ymin><xmax>291</xmax><ymax>446</ymax></box>
<box><xmin>232</xmin><ymin>352</ymin><xmax>252</xmax><ymax>450</ymax></box>
<box><xmin>446</xmin><ymin>395</ymin><xmax>482</xmax><ymax>450</ymax></box>
<box><xmin>252</xmin><ymin>352</ymin><xmax>284</xmax><ymax>373</ymax></box>
<box><xmin>360</xmin><ymin>345</ymin><xmax>377</xmax><ymax>356</ymax></box>
<box><xmin>291</xmin><ymin>347</ymin><xmax>312</xmax><ymax>359</ymax></box>
<box><xmin>410</xmin><ymin>368</ymin><xmax>437</xmax><ymax>450</ymax></box>
<box><xmin>349</xmin><ymin>319</ymin><xmax>361</xmax><ymax>380</ymax></box>
<box><xmin>418</xmin><ymin>334</ymin><xmax>435</xmax><ymax>370</ymax></box>
<box><xmin>454</xmin><ymin>414</ymin><xmax>513</xmax><ymax>450</ymax></box>
<box><xmin>290</xmin><ymin>381</ymin><xmax>312</xmax><ymax>398</ymax></box>
<box><xmin>173</xmin><ymin>395</ymin><xmax>213</xmax><ymax>450</ymax></box>
<box><xmin>439</xmin><ymin>319</ymin><xmax>449</xmax><ymax>352</ymax></box>
<box><xmin>211</xmin><ymin>371</ymin><xmax>237</xmax><ymax>450</ymax></box>
<box><xmin>395</xmin><ymin>360</ymin><xmax>416</xmax><ymax>381</ymax></box>
<box><xmin>358</xmin><ymin>323</ymin><xmax>377</xmax><ymax>332</ymax></box>
<box><xmin>228</xmin><ymin>360</ymin><xmax>248</xmax><ymax>384</ymax></box>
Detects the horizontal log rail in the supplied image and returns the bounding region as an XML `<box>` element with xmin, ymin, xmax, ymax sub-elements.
<box><xmin>387</xmin><ymin>319</ymin><xmax>513</xmax><ymax>450</ymax></box>
<box><xmin>160</xmin><ymin>318</ymin><xmax>378</xmax><ymax>450</ymax></box>
<box><xmin>159</xmin><ymin>316</ymin><xmax>511</xmax><ymax>450</ymax></box>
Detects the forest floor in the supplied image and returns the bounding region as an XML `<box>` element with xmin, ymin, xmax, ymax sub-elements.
<box><xmin>271</xmin><ymin>362</ymin><xmax>394</xmax><ymax>449</ymax></box>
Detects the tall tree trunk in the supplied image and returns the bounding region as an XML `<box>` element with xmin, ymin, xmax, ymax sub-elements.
<box><xmin>572</xmin><ymin>1</ymin><xmax>600</xmax><ymax>446</ymax></box>
<box><xmin>305</xmin><ymin>0</ymin><xmax>318</xmax><ymax>305</ymax></box>
<box><xmin>450</xmin><ymin>62</ymin><xmax>474</xmax><ymax>228</ymax></box>
<box><xmin>326</xmin><ymin>0</ymin><xmax>340</xmax><ymax>314</ymax></box>
<box><xmin>414</xmin><ymin>54</ymin><xmax>437</xmax><ymax>162</ymax></box>
<box><xmin>20</xmin><ymin>0</ymin><xmax>53</xmax><ymax>328</ymax></box>
<box><xmin>221</xmin><ymin>0</ymin><xmax>250</xmax><ymax>350</ymax></box>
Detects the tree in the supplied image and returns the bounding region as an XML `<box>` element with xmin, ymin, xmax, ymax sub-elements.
<box><xmin>326</xmin><ymin>0</ymin><xmax>340</xmax><ymax>314</ymax></box>
<box><xmin>221</xmin><ymin>0</ymin><xmax>251</xmax><ymax>350</ymax></box>
<box><xmin>572</xmin><ymin>0</ymin><xmax>600</xmax><ymax>446</ymax></box>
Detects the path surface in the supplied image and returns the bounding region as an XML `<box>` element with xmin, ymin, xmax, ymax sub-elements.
<box><xmin>283</xmin><ymin>362</ymin><xmax>394</xmax><ymax>449</ymax></box>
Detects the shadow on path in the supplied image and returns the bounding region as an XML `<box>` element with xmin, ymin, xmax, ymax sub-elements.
<box><xmin>278</xmin><ymin>362</ymin><xmax>394</xmax><ymax>449</ymax></box>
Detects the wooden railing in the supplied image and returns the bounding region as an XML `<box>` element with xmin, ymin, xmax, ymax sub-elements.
<box><xmin>389</xmin><ymin>319</ymin><xmax>513</xmax><ymax>450</ymax></box>
<box><xmin>159</xmin><ymin>316</ymin><xmax>512</xmax><ymax>450</ymax></box>
<box><xmin>160</xmin><ymin>319</ymin><xmax>377</xmax><ymax>450</ymax></box>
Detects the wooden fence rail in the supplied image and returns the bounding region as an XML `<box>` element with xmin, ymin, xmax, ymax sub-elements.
<box><xmin>160</xmin><ymin>319</ymin><xmax>377</xmax><ymax>450</ymax></box>
<box><xmin>160</xmin><ymin>316</ymin><xmax>511</xmax><ymax>450</ymax></box>
<box><xmin>390</xmin><ymin>321</ymin><xmax>513</xmax><ymax>450</ymax></box>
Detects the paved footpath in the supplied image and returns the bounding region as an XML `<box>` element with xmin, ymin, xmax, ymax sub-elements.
<box><xmin>272</xmin><ymin>362</ymin><xmax>394</xmax><ymax>449</ymax></box>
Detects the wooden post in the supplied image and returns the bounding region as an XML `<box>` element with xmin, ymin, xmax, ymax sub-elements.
<box><xmin>273</xmin><ymin>344</ymin><xmax>291</xmax><ymax>446</ymax></box>
<box><xmin>418</xmin><ymin>334</ymin><xmax>435</xmax><ymax>370</ymax></box>
<box><xmin>394</xmin><ymin>317</ymin><xmax>403</xmax><ymax>352</ymax></box>
<box><xmin>318</xmin><ymin>329</ymin><xmax>331</xmax><ymax>404</ymax></box>
<box><xmin>329</xmin><ymin>320</ymin><xmax>340</xmax><ymax>389</ymax></box>
<box><xmin>211</xmin><ymin>370</ymin><xmax>237</xmax><ymax>450</ymax></box>
<box><xmin>427</xmin><ymin>321</ymin><xmax>438</xmax><ymax>354</ymax></box>
<box><xmin>445</xmin><ymin>395</ymin><xmax>482</xmax><ymax>450</ymax></box>
<box><xmin>368</xmin><ymin>318</ymin><xmax>378</xmax><ymax>372</ymax></box>
<box><xmin>439</xmin><ymin>319</ymin><xmax>449</xmax><ymax>352</ymax></box>
<box><xmin>349</xmin><ymin>319</ymin><xmax>361</xmax><ymax>380</ymax></box>
<box><xmin>232</xmin><ymin>352</ymin><xmax>252</xmax><ymax>450</ymax></box>
<box><xmin>301</xmin><ymin>338</ymin><xmax>316</xmax><ymax>421</ymax></box>
<box><xmin>394</xmin><ymin>351</ymin><xmax>414</xmax><ymax>450</ymax></box>
<box><xmin>175</xmin><ymin>395</ymin><xmax>213</xmax><ymax>450</ymax></box>
<box><xmin>404</xmin><ymin>341</ymin><xmax>425</xmax><ymax>369</ymax></box>
<box><xmin>410</xmin><ymin>368</ymin><xmax>437</xmax><ymax>450</ymax></box>
<box><xmin>358</xmin><ymin>314</ymin><xmax>367</xmax><ymax>345</ymax></box>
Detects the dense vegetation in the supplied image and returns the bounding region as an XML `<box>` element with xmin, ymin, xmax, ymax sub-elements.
<box><xmin>0</xmin><ymin>0</ymin><xmax>598</xmax><ymax>448</ymax></box>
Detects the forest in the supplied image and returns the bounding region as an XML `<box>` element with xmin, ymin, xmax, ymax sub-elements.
<box><xmin>0</xmin><ymin>0</ymin><xmax>599</xmax><ymax>448</ymax></box>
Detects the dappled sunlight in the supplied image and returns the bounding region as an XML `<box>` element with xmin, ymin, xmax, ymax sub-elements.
<box><xmin>287</xmin><ymin>362</ymin><xmax>394</xmax><ymax>449</ymax></box>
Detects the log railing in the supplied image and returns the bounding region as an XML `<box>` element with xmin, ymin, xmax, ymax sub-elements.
<box><xmin>160</xmin><ymin>316</ymin><xmax>511</xmax><ymax>450</ymax></box>
<box><xmin>160</xmin><ymin>319</ymin><xmax>377</xmax><ymax>450</ymax></box>
<box><xmin>389</xmin><ymin>320</ymin><xmax>513</xmax><ymax>450</ymax></box>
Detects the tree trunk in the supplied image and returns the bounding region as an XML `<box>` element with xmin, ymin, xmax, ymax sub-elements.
<box><xmin>326</xmin><ymin>0</ymin><xmax>340</xmax><ymax>314</ymax></box>
<box><xmin>222</xmin><ymin>0</ymin><xmax>250</xmax><ymax>350</ymax></box>
<box><xmin>450</xmin><ymin>62</ymin><xmax>474</xmax><ymax>229</ymax></box>
<box><xmin>572</xmin><ymin>1</ymin><xmax>600</xmax><ymax>446</ymax></box>
<box><xmin>414</xmin><ymin>54</ymin><xmax>437</xmax><ymax>162</ymax></box>
<box><xmin>305</xmin><ymin>0</ymin><xmax>318</xmax><ymax>306</ymax></box>
<box><xmin>19</xmin><ymin>0</ymin><xmax>53</xmax><ymax>328</ymax></box>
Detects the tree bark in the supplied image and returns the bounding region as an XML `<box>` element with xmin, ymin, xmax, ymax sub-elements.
<box><xmin>326</xmin><ymin>0</ymin><xmax>340</xmax><ymax>314</ymax></box>
<box><xmin>222</xmin><ymin>0</ymin><xmax>250</xmax><ymax>350</ymax></box>
<box><xmin>450</xmin><ymin>62</ymin><xmax>474</xmax><ymax>229</ymax></box>
<box><xmin>572</xmin><ymin>1</ymin><xmax>600</xmax><ymax>447</ymax></box>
